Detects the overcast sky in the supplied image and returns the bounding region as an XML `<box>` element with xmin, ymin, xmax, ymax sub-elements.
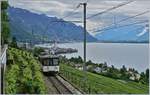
<box><xmin>8</xmin><ymin>0</ymin><xmax>150</xmax><ymax>35</ymax></box>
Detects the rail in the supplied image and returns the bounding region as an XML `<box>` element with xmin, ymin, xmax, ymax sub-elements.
<box><xmin>48</xmin><ymin>76</ymin><xmax>72</xmax><ymax>94</ymax></box>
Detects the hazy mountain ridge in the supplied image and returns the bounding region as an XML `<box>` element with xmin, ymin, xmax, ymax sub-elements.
<box><xmin>94</xmin><ymin>21</ymin><xmax>149</xmax><ymax>43</ymax></box>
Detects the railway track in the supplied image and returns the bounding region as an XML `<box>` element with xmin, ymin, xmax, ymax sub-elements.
<box><xmin>48</xmin><ymin>76</ymin><xmax>72</xmax><ymax>94</ymax></box>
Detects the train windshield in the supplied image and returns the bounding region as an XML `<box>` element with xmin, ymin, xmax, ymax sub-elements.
<box><xmin>43</xmin><ymin>60</ymin><xmax>49</xmax><ymax>66</ymax></box>
<box><xmin>53</xmin><ymin>59</ymin><xmax>59</xmax><ymax>66</ymax></box>
<box><xmin>42</xmin><ymin>58</ymin><xmax>59</xmax><ymax>66</ymax></box>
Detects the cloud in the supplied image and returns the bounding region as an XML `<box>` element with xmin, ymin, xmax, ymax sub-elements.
<box><xmin>137</xmin><ymin>25</ymin><xmax>149</xmax><ymax>37</ymax></box>
<box><xmin>9</xmin><ymin>0</ymin><xmax>150</xmax><ymax>35</ymax></box>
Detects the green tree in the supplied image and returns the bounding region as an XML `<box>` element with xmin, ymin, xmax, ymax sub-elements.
<box><xmin>145</xmin><ymin>69</ymin><xmax>149</xmax><ymax>84</ymax></box>
<box><xmin>1</xmin><ymin>1</ymin><xmax>10</xmax><ymax>45</ymax></box>
<box><xmin>33</xmin><ymin>47</ymin><xmax>44</xmax><ymax>57</ymax></box>
<box><xmin>139</xmin><ymin>69</ymin><xmax>149</xmax><ymax>85</ymax></box>
<box><xmin>1</xmin><ymin>1</ymin><xmax>9</xmax><ymax>10</ymax></box>
<box><xmin>120</xmin><ymin>65</ymin><xmax>127</xmax><ymax>73</ymax></box>
<box><xmin>10</xmin><ymin>37</ymin><xmax>18</xmax><ymax>48</ymax></box>
<box><xmin>120</xmin><ymin>65</ymin><xmax>128</xmax><ymax>80</ymax></box>
<box><xmin>140</xmin><ymin>72</ymin><xmax>146</xmax><ymax>84</ymax></box>
<box><xmin>86</xmin><ymin>60</ymin><xmax>93</xmax><ymax>65</ymax></box>
<box><xmin>77</xmin><ymin>56</ymin><xmax>83</xmax><ymax>63</ymax></box>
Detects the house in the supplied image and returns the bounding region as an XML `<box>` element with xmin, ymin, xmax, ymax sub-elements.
<box><xmin>94</xmin><ymin>67</ymin><xmax>102</xmax><ymax>73</ymax></box>
<box><xmin>74</xmin><ymin>64</ymin><xmax>83</xmax><ymax>70</ymax></box>
<box><xmin>87</xmin><ymin>65</ymin><xmax>93</xmax><ymax>70</ymax></box>
<box><xmin>94</xmin><ymin>67</ymin><xmax>107</xmax><ymax>73</ymax></box>
<box><xmin>129</xmin><ymin>72</ymin><xmax>141</xmax><ymax>81</ymax></box>
<box><xmin>17</xmin><ymin>42</ymin><xmax>32</xmax><ymax>49</ymax></box>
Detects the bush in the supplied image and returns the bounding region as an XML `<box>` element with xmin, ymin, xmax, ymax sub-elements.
<box><xmin>5</xmin><ymin>48</ymin><xmax>46</xmax><ymax>94</ymax></box>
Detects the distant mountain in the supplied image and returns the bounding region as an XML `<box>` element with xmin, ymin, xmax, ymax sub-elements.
<box><xmin>8</xmin><ymin>7</ymin><xmax>97</xmax><ymax>43</ymax></box>
<box><xmin>94</xmin><ymin>21</ymin><xmax>149</xmax><ymax>43</ymax></box>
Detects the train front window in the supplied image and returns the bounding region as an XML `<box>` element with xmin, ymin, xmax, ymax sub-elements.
<box><xmin>53</xmin><ymin>59</ymin><xmax>58</xmax><ymax>66</ymax></box>
<box><xmin>49</xmin><ymin>60</ymin><xmax>53</xmax><ymax>66</ymax></box>
<box><xmin>43</xmin><ymin>60</ymin><xmax>49</xmax><ymax>66</ymax></box>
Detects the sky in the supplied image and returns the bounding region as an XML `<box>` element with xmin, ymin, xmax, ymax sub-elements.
<box><xmin>8</xmin><ymin>0</ymin><xmax>150</xmax><ymax>35</ymax></box>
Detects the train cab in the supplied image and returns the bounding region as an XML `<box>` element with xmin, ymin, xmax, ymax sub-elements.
<box><xmin>39</xmin><ymin>55</ymin><xmax>59</xmax><ymax>74</ymax></box>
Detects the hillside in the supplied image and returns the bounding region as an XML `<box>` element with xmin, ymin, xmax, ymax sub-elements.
<box><xmin>60</xmin><ymin>64</ymin><xmax>149</xmax><ymax>94</ymax></box>
<box><xmin>8</xmin><ymin>7</ymin><xmax>97</xmax><ymax>43</ymax></box>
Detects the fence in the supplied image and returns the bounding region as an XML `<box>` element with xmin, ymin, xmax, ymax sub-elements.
<box><xmin>0</xmin><ymin>44</ymin><xmax>8</xmax><ymax>94</ymax></box>
<box><xmin>60</xmin><ymin>67</ymin><xmax>101</xmax><ymax>94</ymax></box>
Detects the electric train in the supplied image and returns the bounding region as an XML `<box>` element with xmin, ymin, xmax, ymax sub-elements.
<box><xmin>39</xmin><ymin>54</ymin><xmax>59</xmax><ymax>74</ymax></box>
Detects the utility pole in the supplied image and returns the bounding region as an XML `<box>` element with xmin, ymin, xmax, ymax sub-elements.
<box><xmin>79</xmin><ymin>2</ymin><xmax>87</xmax><ymax>81</ymax></box>
<box><xmin>83</xmin><ymin>3</ymin><xmax>87</xmax><ymax>73</ymax></box>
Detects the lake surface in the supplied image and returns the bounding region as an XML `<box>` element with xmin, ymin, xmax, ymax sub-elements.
<box><xmin>57</xmin><ymin>43</ymin><xmax>149</xmax><ymax>72</ymax></box>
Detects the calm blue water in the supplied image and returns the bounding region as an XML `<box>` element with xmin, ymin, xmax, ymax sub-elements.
<box><xmin>57</xmin><ymin>43</ymin><xmax>149</xmax><ymax>72</ymax></box>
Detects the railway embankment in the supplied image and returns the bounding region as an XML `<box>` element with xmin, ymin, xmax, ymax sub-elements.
<box><xmin>43</xmin><ymin>74</ymin><xmax>82</xmax><ymax>94</ymax></box>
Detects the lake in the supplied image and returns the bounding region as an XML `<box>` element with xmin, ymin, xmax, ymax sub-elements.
<box><xmin>57</xmin><ymin>43</ymin><xmax>149</xmax><ymax>72</ymax></box>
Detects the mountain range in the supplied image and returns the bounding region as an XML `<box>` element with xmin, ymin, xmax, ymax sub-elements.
<box><xmin>8</xmin><ymin>7</ymin><xmax>149</xmax><ymax>43</ymax></box>
<box><xmin>94</xmin><ymin>15</ymin><xmax>149</xmax><ymax>43</ymax></box>
<box><xmin>8</xmin><ymin>7</ymin><xmax>97</xmax><ymax>43</ymax></box>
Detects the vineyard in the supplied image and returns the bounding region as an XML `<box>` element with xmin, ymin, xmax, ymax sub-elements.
<box><xmin>60</xmin><ymin>63</ymin><xmax>149</xmax><ymax>94</ymax></box>
<box><xmin>5</xmin><ymin>47</ymin><xmax>46</xmax><ymax>94</ymax></box>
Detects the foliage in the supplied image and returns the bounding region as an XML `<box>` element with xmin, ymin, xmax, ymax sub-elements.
<box><xmin>139</xmin><ymin>69</ymin><xmax>149</xmax><ymax>85</ymax></box>
<box><xmin>1</xmin><ymin>1</ymin><xmax>9</xmax><ymax>10</ymax></box>
<box><xmin>1</xmin><ymin>21</ymin><xmax>10</xmax><ymax>44</ymax></box>
<box><xmin>1</xmin><ymin>10</ymin><xmax>9</xmax><ymax>21</ymax></box>
<box><xmin>5</xmin><ymin>64</ymin><xmax>19</xmax><ymax>94</ymax></box>
<box><xmin>1</xmin><ymin>1</ymin><xmax>10</xmax><ymax>45</ymax></box>
<box><xmin>10</xmin><ymin>37</ymin><xmax>18</xmax><ymax>48</ymax></box>
<box><xmin>33</xmin><ymin>47</ymin><xmax>44</xmax><ymax>57</ymax></box>
<box><xmin>61</xmin><ymin>56</ymin><xmax>148</xmax><ymax>84</ymax></box>
<box><xmin>60</xmin><ymin>63</ymin><xmax>149</xmax><ymax>94</ymax></box>
<box><xmin>69</xmin><ymin>56</ymin><xmax>83</xmax><ymax>63</ymax></box>
<box><xmin>5</xmin><ymin>48</ymin><xmax>46</xmax><ymax>94</ymax></box>
<box><xmin>103</xmin><ymin>65</ymin><xmax>121</xmax><ymax>79</ymax></box>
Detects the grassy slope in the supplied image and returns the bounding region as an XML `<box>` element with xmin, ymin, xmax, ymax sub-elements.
<box><xmin>60</xmin><ymin>64</ymin><xmax>149</xmax><ymax>94</ymax></box>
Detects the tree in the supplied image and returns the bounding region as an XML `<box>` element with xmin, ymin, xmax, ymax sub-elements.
<box><xmin>145</xmin><ymin>69</ymin><xmax>149</xmax><ymax>83</ymax></box>
<box><xmin>1</xmin><ymin>1</ymin><xmax>9</xmax><ymax>10</ymax></box>
<box><xmin>86</xmin><ymin>60</ymin><xmax>93</xmax><ymax>65</ymax></box>
<box><xmin>77</xmin><ymin>56</ymin><xmax>83</xmax><ymax>63</ymax></box>
<box><xmin>120</xmin><ymin>65</ymin><xmax>127</xmax><ymax>73</ymax></box>
<box><xmin>1</xmin><ymin>22</ymin><xmax>10</xmax><ymax>44</ymax></box>
<box><xmin>33</xmin><ymin>47</ymin><xmax>44</xmax><ymax>57</ymax></box>
<box><xmin>103</xmin><ymin>62</ymin><xmax>108</xmax><ymax>70</ymax></box>
<box><xmin>10</xmin><ymin>37</ymin><xmax>18</xmax><ymax>48</ymax></box>
<box><xmin>139</xmin><ymin>69</ymin><xmax>149</xmax><ymax>84</ymax></box>
<box><xmin>139</xmin><ymin>72</ymin><xmax>146</xmax><ymax>84</ymax></box>
<box><xmin>1</xmin><ymin>1</ymin><xmax>10</xmax><ymax>45</ymax></box>
<box><xmin>111</xmin><ymin>65</ymin><xmax>115</xmax><ymax>70</ymax></box>
<box><xmin>120</xmin><ymin>65</ymin><xmax>128</xmax><ymax>79</ymax></box>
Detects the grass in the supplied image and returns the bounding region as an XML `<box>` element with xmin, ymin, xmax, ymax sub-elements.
<box><xmin>60</xmin><ymin>63</ymin><xmax>149</xmax><ymax>94</ymax></box>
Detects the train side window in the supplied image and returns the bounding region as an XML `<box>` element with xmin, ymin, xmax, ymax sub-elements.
<box><xmin>53</xmin><ymin>59</ymin><xmax>58</xmax><ymax>66</ymax></box>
